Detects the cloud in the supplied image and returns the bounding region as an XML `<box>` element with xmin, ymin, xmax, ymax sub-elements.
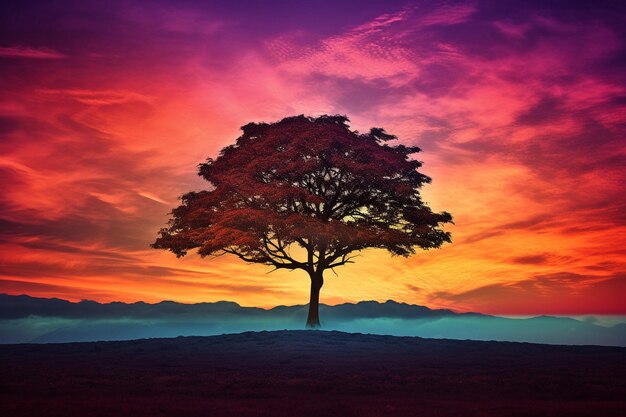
<box><xmin>492</xmin><ymin>21</ymin><xmax>531</xmax><ymax>39</ymax></box>
<box><xmin>510</xmin><ymin>254</ymin><xmax>551</xmax><ymax>265</ymax></box>
<box><xmin>0</xmin><ymin>46</ymin><xmax>65</xmax><ymax>59</ymax></box>
<box><xmin>265</xmin><ymin>4</ymin><xmax>476</xmax><ymax>87</ymax></box>
<box><xmin>414</xmin><ymin>3</ymin><xmax>476</xmax><ymax>27</ymax></box>
<box><xmin>37</xmin><ymin>89</ymin><xmax>154</xmax><ymax>106</ymax></box>
<box><xmin>0</xmin><ymin>280</ymin><xmax>117</xmax><ymax>301</ymax></box>
<box><xmin>123</xmin><ymin>5</ymin><xmax>224</xmax><ymax>34</ymax></box>
<box><xmin>136</xmin><ymin>191</ymin><xmax>169</xmax><ymax>205</ymax></box>
<box><xmin>430</xmin><ymin>273</ymin><xmax>626</xmax><ymax>315</ymax></box>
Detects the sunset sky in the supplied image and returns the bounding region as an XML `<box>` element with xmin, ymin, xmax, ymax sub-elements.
<box><xmin>1</xmin><ymin>0</ymin><xmax>625</xmax><ymax>315</ymax></box>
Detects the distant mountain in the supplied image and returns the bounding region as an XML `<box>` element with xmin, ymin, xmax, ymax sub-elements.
<box><xmin>0</xmin><ymin>294</ymin><xmax>459</xmax><ymax>320</ymax></box>
<box><xmin>0</xmin><ymin>294</ymin><xmax>624</xmax><ymax>346</ymax></box>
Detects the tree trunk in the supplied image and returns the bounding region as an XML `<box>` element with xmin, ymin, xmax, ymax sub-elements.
<box><xmin>306</xmin><ymin>271</ymin><xmax>324</xmax><ymax>329</ymax></box>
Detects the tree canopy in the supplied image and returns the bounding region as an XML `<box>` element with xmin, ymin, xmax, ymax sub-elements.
<box><xmin>153</xmin><ymin>115</ymin><xmax>452</xmax><ymax>327</ymax></box>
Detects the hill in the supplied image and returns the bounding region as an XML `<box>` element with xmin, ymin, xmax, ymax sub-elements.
<box><xmin>1</xmin><ymin>330</ymin><xmax>625</xmax><ymax>417</ymax></box>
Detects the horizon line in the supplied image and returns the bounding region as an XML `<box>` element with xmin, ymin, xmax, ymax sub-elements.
<box><xmin>3</xmin><ymin>293</ymin><xmax>625</xmax><ymax>317</ymax></box>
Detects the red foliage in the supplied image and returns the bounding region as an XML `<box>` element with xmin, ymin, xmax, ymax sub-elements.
<box><xmin>153</xmin><ymin>115</ymin><xmax>452</xmax><ymax>274</ymax></box>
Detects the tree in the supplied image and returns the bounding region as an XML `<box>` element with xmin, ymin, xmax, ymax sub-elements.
<box><xmin>153</xmin><ymin>115</ymin><xmax>452</xmax><ymax>328</ymax></box>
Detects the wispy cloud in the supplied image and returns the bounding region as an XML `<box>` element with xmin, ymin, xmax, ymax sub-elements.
<box><xmin>0</xmin><ymin>46</ymin><xmax>65</xmax><ymax>59</ymax></box>
<box><xmin>38</xmin><ymin>89</ymin><xmax>153</xmax><ymax>106</ymax></box>
<box><xmin>429</xmin><ymin>273</ymin><xmax>626</xmax><ymax>315</ymax></box>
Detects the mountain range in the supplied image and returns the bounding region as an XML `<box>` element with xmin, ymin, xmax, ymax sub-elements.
<box><xmin>1</xmin><ymin>294</ymin><xmax>624</xmax><ymax>346</ymax></box>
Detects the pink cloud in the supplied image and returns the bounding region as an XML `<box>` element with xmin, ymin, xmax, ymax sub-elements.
<box><xmin>0</xmin><ymin>46</ymin><xmax>65</xmax><ymax>59</ymax></box>
<box><xmin>37</xmin><ymin>89</ymin><xmax>154</xmax><ymax>106</ymax></box>
<box><xmin>265</xmin><ymin>4</ymin><xmax>477</xmax><ymax>86</ymax></box>
<box><xmin>492</xmin><ymin>21</ymin><xmax>532</xmax><ymax>39</ymax></box>
<box><xmin>415</xmin><ymin>4</ymin><xmax>476</xmax><ymax>27</ymax></box>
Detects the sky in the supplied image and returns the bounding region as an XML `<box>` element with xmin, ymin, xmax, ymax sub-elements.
<box><xmin>0</xmin><ymin>0</ymin><xmax>625</xmax><ymax>315</ymax></box>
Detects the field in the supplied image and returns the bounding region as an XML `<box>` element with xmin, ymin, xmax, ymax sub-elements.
<box><xmin>1</xmin><ymin>330</ymin><xmax>625</xmax><ymax>416</ymax></box>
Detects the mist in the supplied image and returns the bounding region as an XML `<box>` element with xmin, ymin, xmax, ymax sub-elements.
<box><xmin>2</xmin><ymin>313</ymin><xmax>625</xmax><ymax>346</ymax></box>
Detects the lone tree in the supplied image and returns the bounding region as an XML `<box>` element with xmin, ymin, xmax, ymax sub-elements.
<box><xmin>153</xmin><ymin>115</ymin><xmax>452</xmax><ymax>328</ymax></box>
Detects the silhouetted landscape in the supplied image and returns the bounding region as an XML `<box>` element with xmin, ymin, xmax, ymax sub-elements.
<box><xmin>1</xmin><ymin>294</ymin><xmax>625</xmax><ymax>346</ymax></box>
<box><xmin>2</xmin><ymin>330</ymin><xmax>625</xmax><ymax>417</ymax></box>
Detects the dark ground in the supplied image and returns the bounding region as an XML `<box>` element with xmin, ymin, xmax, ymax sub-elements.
<box><xmin>1</xmin><ymin>330</ymin><xmax>625</xmax><ymax>417</ymax></box>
